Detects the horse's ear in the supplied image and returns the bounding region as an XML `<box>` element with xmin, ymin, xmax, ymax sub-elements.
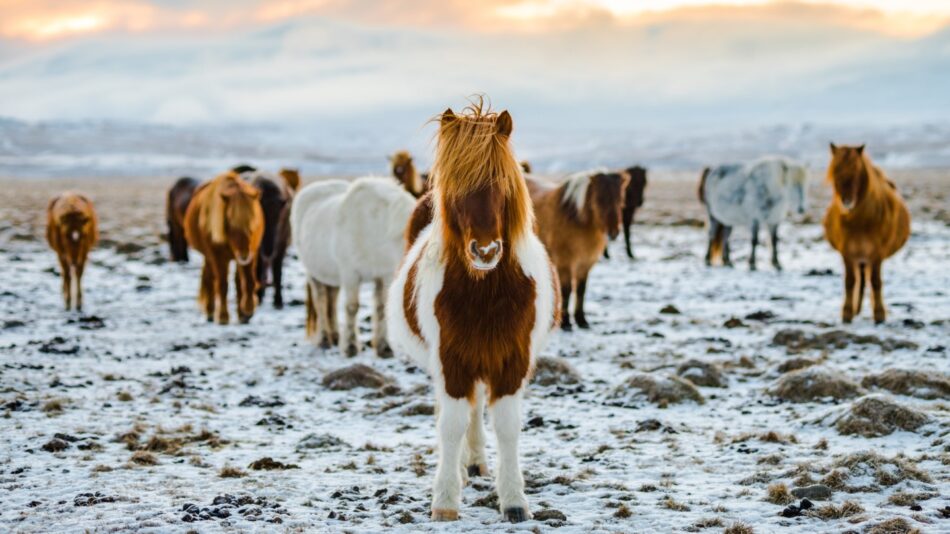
<box><xmin>496</xmin><ymin>110</ymin><xmax>512</xmax><ymax>138</ymax></box>
<box><xmin>829</xmin><ymin>142</ymin><xmax>838</xmax><ymax>154</ymax></box>
<box><xmin>856</xmin><ymin>144</ymin><xmax>865</xmax><ymax>155</ymax></box>
<box><xmin>440</xmin><ymin>108</ymin><xmax>456</xmax><ymax>127</ymax></box>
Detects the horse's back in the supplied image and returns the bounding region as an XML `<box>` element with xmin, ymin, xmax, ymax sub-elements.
<box><xmin>292</xmin><ymin>180</ymin><xmax>349</xmax><ymax>285</ymax></box>
<box><xmin>335</xmin><ymin>177</ymin><xmax>416</xmax><ymax>279</ymax></box>
<box><xmin>706</xmin><ymin>160</ymin><xmax>789</xmax><ymax>226</ymax></box>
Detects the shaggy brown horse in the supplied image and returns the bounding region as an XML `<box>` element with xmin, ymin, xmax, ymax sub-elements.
<box><xmin>824</xmin><ymin>144</ymin><xmax>910</xmax><ymax>324</ymax></box>
<box><xmin>166</xmin><ymin>177</ymin><xmax>199</xmax><ymax>263</ymax></box>
<box><xmin>390</xmin><ymin>151</ymin><xmax>424</xmax><ymax>197</ymax></box>
<box><xmin>184</xmin><ymin>171</ymin><xmax>264</xmax><ymax>324</ymax></box>
<box><xmin>253</xmin><ymin>169</ymin><xmax>300</xmax><ymax>308</ymax></box>
<box><xmin>388</xmin><ymin>102</ymin><xmax>558</xmax><ymax>523</ymax></box>
<box><xmin>47</xmin><ymin>193</ymin><xmax>98</xmax><ymax>311</ymax></box>
<box><xmin>528</xmin><ymin>169</ymin><xmax>628</xmax><ymax>330</ymax></box>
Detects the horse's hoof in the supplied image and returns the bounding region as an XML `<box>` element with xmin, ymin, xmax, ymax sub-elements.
<box><xmin>576</xmin><ymin>320</ymin><xmax>590</xmax><ymax>329</ymax></box>
<box><xmin>376</xmin><ymin>345</ymin><xmax>394</xmax><ymax>359</ymax></box>
<box><xmin>344</xmin><ymin>344</ymin><xmax>359</xmax><ymax>357</ymax></box>
<box><xmin>431</xmin><ymin>509</ymin><xmax>459</xmax><ymax>522</ymax></box>
<box><xmin>318</xmin><ymin>338</ymin><xmax>333</xmax><ymax>350</ymax></box>
<box><xmin>216</xmin><ymin>316</ymin><xmax>229</xmax><ymax>325</ymax></box>
<box><xmin>773</xmin><ymin>262</ymin><xmax>783</xmax><ymax>271</ymax></box>
<box><xmin>503</xmin><ymin>507</ymin><xmax>529</xmax><ymax>523</ymax></box>
<box><xmin>467</xmin><ymin>463</ymin><xmax>489</xmax><ymax>477</ymax></box>
<box><xmin>206</xmin><ymin>315</ymin><xmax>213</xmax><ymax>323</ymax></box>
<box><xmin>273</xmin><ymin>301</ymin><xmax>283</xmax><ymax>310</ymax></box>
<box><xmin>560</xmin><ymin>322</ymin><xmax>572</xmax><ymax>332</ymax></box>
<box><xmin>238</xmin><ymin>314</ymin><xmax>251</xmax><ymax>325</ymax></box>
<box><xmin>749</xmin><ymin>263</ymin><xmax>757</xmax><ymax>271</ymax></box>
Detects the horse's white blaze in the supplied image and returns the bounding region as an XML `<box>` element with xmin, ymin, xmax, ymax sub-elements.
<box><xmin>71</xmin><ymin>230</ymin><xmax>79</xmax><ymax>242</ymax></box>
<box><xmin>293</xmin><ymin>177</ymin><xmax>415</xmax><ymax>349</ymax></box>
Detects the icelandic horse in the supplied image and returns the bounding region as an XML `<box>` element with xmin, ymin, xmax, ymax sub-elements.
<box><xmin>47</xmin><ymin>193</ymin><xmax>98</xmax><ymax>311</ymax></box>
<box><xmin>526</xmin><ymin>169</ymin><xmax>628</xmax><ymax>330</ymax></box>
<box><xmin>252</xmin><ymin>168</ymin><xmax>300</xmax><ymax>309</ymax></box>
<box><xmin>183</xmin><ymin>171</ymin><xmax>264</xmax><ymax>324</ymax></box>
<box><xmin>387</xmin><ymin>102</ymin><xmax>558</xmax><ymax>522</ymax></box>
<box><xmin>166</xmin><ymin>176</ymin><xmax>199</xmax><ymax>263</ymax></box>
<box><xmin>390</xmin><ymin>150</ymin><xmax>425</xmax><ymax>197</ymax></box>
<box><xmin>823</xmin><ymin>144</ymin><xmax>910</xmax><ymax>324</ymax></box>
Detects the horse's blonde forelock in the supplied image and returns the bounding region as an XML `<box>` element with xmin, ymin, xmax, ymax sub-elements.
<box><xmin>431</xmin><ymin>97</ymin><xmax>532</xmax><ymax>242</ymax></box>
<box><xmin>201</xmin><ymin>172</ymin><xmax>259</xmax><ymax>244</ymax></box>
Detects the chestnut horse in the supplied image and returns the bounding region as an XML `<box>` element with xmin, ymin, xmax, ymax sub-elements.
<box><xmin>387</xmin><ymin>102</ymin><xmax>558</xmax><ymax>523</ymax></box>
<box><xmin>166</xmin><ymin>176</ymin><xmax>199</xmax><ymax>263</ymax></box>
<box><xmin>184</xmin><ymin>171</ymin><xmax>264</xmax><ymax>324</ymax></box>
<box><xmin>527</xmin><ymin>169</ymin><xmax>628</xmax><ymax>330</ymax></box>
<box><xmin>253</xmin><ymin>169</ymin><xmax>300</xmax><ymax>309</ymax></box>
<box><xmin>823</xmin><ymin>144</ymin><xmax>910</xmax><ymax>324</ymax></box>
<box><xmin>390</xmin><ymin>150</ymin><xmax>424</xmax><ymax>197</ymax></box>
<box><xmin>47</xmin><ymin>193</ymin><xmax>98</xmax><ymax>311</ymax></box>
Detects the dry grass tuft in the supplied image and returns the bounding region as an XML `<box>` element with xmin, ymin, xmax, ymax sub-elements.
<box><xmin>723</xmin><ymin>522</ymin><xmax>754</xmax><ymax>534</ymax></box>
<box><xmin>116</xmin><ymin>391</ymin><xmax>133</xmax><ymax>402</ymax></box>
<box><xmin>887</xmin><ymin>491</ymin><xmax>936</xmax><ymax>507</ymax></box>
<box><xmin>759</xmin><ymin>431</ymin><xmax>797</xmax><ymax>444</ymax></box>
<box><xmin>765</xmin><ymin>483</ymin><xmax>794</xmax><ymax>505</ymax></box>
<box><xmin>610</xmin><ymin>373</ymin><xmax>705</xmax><ymax>407</ymax></box>
<box><xmin>770</xmin><ymin>367</ymin><xmax>863</xmax><ymax>402</ymax></box>
<box><xmin>692</xmin><ymin>517</ymin><xmax>723</xmax><ymax>529</ymax></box>
<box><xmin>811</xmin><ymin>500</ymin><xmax>864</xmax><ymax>520</ymax></box>
<box><xmin>833</xmin><ymin>451</ymin><xmax>932</xmax><ymax>487</ymax></box>
<box><xmin>41</xmin><ymin>399</ymin><xmax>65</xmax><ymax>413</ymax></box>
<box><xmin>129</xmin><ymin>451</ymin><xmax>158</xmax><ymax>465</ymax></box>
<box><xmin>659</xmin><ymin>496</ymin><xmax>690</xmax><ymax>511</ymax></box>
<box><xmin>835</xmin><ymin>395</ymin><xmax>930</xmax><ymax>437</ymax></box>
<box><xmin>613</xmin><ymin>504</ymin><xmax>632</xmax><ymax>518</ymax></box>
<box><xmin>219</xmin><ymin>465</ymin><xmax>247</xmax><ymax>478</ymax></box>
<box><xmin>865</xmin><ymin>517</ymin><xmax>921</xmax><ymax>534</ymax></box>
<box><xmin>861</xmin><ymin>369</ymin><xmax>950</xmax><ymax>400</ymax></box>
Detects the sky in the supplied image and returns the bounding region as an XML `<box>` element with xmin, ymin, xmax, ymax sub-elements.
<box><xmin>0</xmin><ymin>1</ymin><xmax>948</xmax><ymax>128</ymax></box>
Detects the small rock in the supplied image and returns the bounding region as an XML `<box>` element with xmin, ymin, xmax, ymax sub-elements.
<box><xmin>400</xmin><ymin>402</ymin><xmax>434</xmax><ymax>416</ymax></box>
<box><xmin>42</xmin><ymin>438</ymin><xmax>69</xmax><ymax>453</ymax></box>
<box><xmin>745</xmin><ymin>310</ymin><xmax>776</xmax><ymax>322</ymax></box>
<box><xmin>534</xmin><ymin>509</ymin><xmax>567</xmax><ymax>523</ymax></box>
<box><xmin>791</xmin><ymin>485</ymin><xmax>832</xmax><ymax>501</ymax></box>
<box><xmin>248</xmin><ymin>457</ymin><xmax>298</xmax><ymax>470</ymax></box>
<box><xmin>296</xmin><ymin>433</ymin><xmax>348</xmax><ymax>452</ymax></box>
<box><xmin>322</xmin><ymin>364</ymin><xmax>392</xmax><ymax>390</ymax></box>
<box><xmin>723</xmin><ymin>317</ymin><xmax>745</xmax><ymax>328</ymax></box>
<box><xmin>659</xmin><ymin>304</ymin><xmax>680</xmax><ymax>315</ymax></box>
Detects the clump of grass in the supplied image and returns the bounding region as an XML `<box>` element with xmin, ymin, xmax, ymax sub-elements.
<box><xmin>812</xmin><ymin>500</ymin><xmax>864</xmax><ymax>520</ymax></box>
<box><xmin>866</xmin><ymin>517</ymin><xmax>921</xmax><ymax>534</ymax></box>
<box><xmin>116</xmin><ymin>391</ymin><xmax>133</xmax><ymax>402</ymax></box>
<box><xmin>833</xmin><ymin>451</ymin><xmax>932</xmax><ymax>486</ymax></box>
<box><xmin>835</xmin><ymin>396</ymin><xmax>930</xmax><ymax>437</ymax></box>
<box><xmin>765</xmin><ymin>483</ymin><xmax>794</xmax><ymax>505</ymax></box>
<box><xmin>659</xmin><ymin>496</ymin><xmax>690</xmax><ymax>512</ymax></box>
<box><xmin>692</xmin><ymin>517</ymin><xmax>723</xmax><ymax>529</ymax></box>
<box><xmin>130</xmin><ymin>451</ymin><xmax>158</xmax><ymax>465</ymax></box>
<box><xmin>638</xmin><ymin>483</ymin><xmax>658</xmax><ymax>492</ymax></box>
<box><xmin>42</xmin><ymin>399</ymin><xmax>65</xmax><ymax>413</ymax></box>
<box><xmin>410</xmin><ymin>453</ymin><xmax>427</xmax><ymax>477</ymax></box>
<box><xmin>821</xmin><ymin>468</ymin><xmax>849</xmax><ymax>490</ymax></box>
<box><xmin>757</xmin><ymin>453</ymin><xmax>783</xmax><ymax>465</ymax></box>
<box><xmin>888</xmin><ymin>491</ymin><xmax>936</xmax><ymax>507</ymax></box>
<box><xmin>219</xmin><ymin>465</ymin><xmax>247</xmax><ymax>478</ymax></box>
<box><xmin>814</xmin><ymin>438</ymin><xmax>828</xmax><ymax>450</ymax></box>
<box><xmin>760</xmin><ymin>431</ymin><xmax>797</xmax><ymax>444</ymax></box>
<box><xmin>144</xmin><ymin>435</ymin><xmax>182</xmax><ymax>454</ymax></box>
<box><xmin>723</xmin><ymin>522</ymin><xmax>754</xmax><ymax>534</ymax></box>
<box><xmin>91</xmin><ymin>464</ymin><xmax>113</xmax><ymax>473</ymax></box>
<box><xmin>613</xmin><ymin>504</ymin><xmax>632</xmax><ymax>518</ymax></box>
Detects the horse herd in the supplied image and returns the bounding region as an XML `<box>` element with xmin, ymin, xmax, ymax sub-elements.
<box><xmin>42</xmin><ymin>101</ymin><xmax>911</xmax><ymax>522</ymax></box>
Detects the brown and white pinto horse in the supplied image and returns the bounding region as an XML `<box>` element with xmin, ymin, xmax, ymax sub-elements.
<box><xmin>387</xmin><ymin>102</ymin><xmax>558</xmax><ymax>523</ymax></box>
<box><xmin>390</xmin><ymin>150</ymin><xmax>424</xmax><ymax>197</ymax></box>
<box><xmin>527</xmin><ymin>169</ymin><xmax>628</xmax><ymax>330</ymax></box>
<box><xmin>184</xmin><ymin>171</ymin><xmax>264</xmax><ymax>324</ymax></box>
<box><xmin>47</xmin><ymin>193</ymin><xmax>98</xmax><ymax>311</ymax></box>
<box><xmin>166</xmin><ymin>176</ymin><xmax>199</xmax><ymax>263</ymax></box>
<box><xmin>823</xmin><ymin>144</ymin><xmax>910</xmax><ymax>324</ymax></box>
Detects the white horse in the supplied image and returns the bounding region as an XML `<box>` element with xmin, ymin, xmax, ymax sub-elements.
<box><xmin>291</xmin><ymin>177</ymin><xmax>415</xmax><ymax>356</ymax></box>
<box><xmin>699</xmin><ymin>156</ymin><xmax>808</xmax><ymax>270</ymax></box>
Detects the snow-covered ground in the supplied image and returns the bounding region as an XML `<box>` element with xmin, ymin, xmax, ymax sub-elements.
<box><xmin>1</xmin><ymin>179</ymin><xmax>948</xmax><ymax>533</ymax></box>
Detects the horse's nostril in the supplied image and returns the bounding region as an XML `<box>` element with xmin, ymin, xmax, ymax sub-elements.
<box><xmin>469</xmin><ymin>240</ymin><xmax>479</xmax><ymax>257</ymax></box>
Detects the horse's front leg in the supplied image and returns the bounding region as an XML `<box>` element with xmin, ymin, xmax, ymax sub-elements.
<box><xmin>841</xmin><ymin>256</ymin><xmax>856</xmax><ymax>324</ymax></box>
<box><xmin>623</xmin><ymin>208</ymin><xmax>635</xmax><ymax>259</ymax></box>
<box><xmin>326</xmin><ymin>285</ymin><xmax>341</xmax><ymax>346</ymax></box>
<box><xmin>236</xmin><ymin>261</ymin><xmax>256</xmax><ymax>324</ymax></box>
<box><xmin>749</xmin><ymin>220</ymin><xmax>759</xmax><ymax>271</ymax></box>
<box><xmin>464</xmin><ymin>385</ymin><xmax>489</xmax><ymax>478</ymax></box>
<box><xmin>721</xmin><ymin>225</ymin><xmax>734</xmax><ymax>267</ymax></box>
<box><xmin>372</xmin><ymin>277</ymin><xmax>393</xmax><ymax>358</ymax></box>
<box><xmin>74</xmin><ymin>258</ymin><xmax>86</xmax><ymax>312</ymax></box>
<box><xmin>272</xmin><ymin>249</ymin><xmax>286</xmax><ymax>309</ymax></box>
<box><xmin>769</xmin><ymin>224</ymin><xmax>782</xmax><ymax>270</ymax></box>
<box><xmin>431</xmin><ymin>389</ymin><xmax>470</xmax><ymax>521</ymax></box>
<box><xmin>705</xmin><ymin>218</ymin><xmax>720</xmax><ymax>266</ymax></box>
<box><xmin>341</xmin><ymin>276</ymin><xmax>361</xmax><ymax>356</ymax></box>
<box><xmin>201</xmin><ymin>261</ymin><xmax>215</xmax><ymax>321</ymax></box>
<box><xmin>574</xmin><ymin>266</ymin><xmax>592</xmax><ymax>329</ymax></box>
<box><xmin>491</xmin><ymin>392</ymin><xmax>530</xmax><ymax>523</ymax></box>
<box><xmin>212</xmin><ymin>254</ymin><xmax>230</xmax><ymax>324</ymax></box>
<box><xmin>59</xmin><ymin>256</ymin><xmax>72</xmax><ymax>310</ymax></box>
<box><xmin>870</xmin><ymin>260</ymin><xmax>886</xmax><ymax>324</ymax></box>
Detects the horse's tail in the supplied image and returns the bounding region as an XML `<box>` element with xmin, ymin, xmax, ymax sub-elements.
<box><xmin>709</xmin><ymin>218</ymin><xmax>725</xmax><ymax>263</ymax></box>
<box><xmin>698</xmin><ymin>167</ymin><xmax>711</xmax><ymax>205</ymax></box>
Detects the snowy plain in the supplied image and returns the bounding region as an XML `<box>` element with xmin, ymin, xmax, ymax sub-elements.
<box><xmin>0</xmin><ymin>173</ymin><xmax>948</xmax><ymax>533</ymax></box>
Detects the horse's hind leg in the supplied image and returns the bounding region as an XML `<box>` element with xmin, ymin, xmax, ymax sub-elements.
<box><xmin>271</xmin><ymin>249</ymin><xmax>286</xmax><ymax>309</ymax></box>
<box><xmin>573</xmin><ymin>266</ymin><xmax>592</xmax><ymax>329</ymax></box>
<box><xmin>769</xmin><ymin>224</ymin><xmax>782</xmax><ymax>270</ymax></box>
<box><xmin>59</xmin><ymin>256</ymin><xmax>72</xmax><ymax>310</ymax></box>
<box><xmin>339</xmin><ymin>276</ymin><xmax>361</xmax><ymax>357</ymax></box>
<box><xmin>721</xmin><ymin>226</ymin><xmax>734</xmax><ymax>267</ymax></box>
<box><xmin>870</xmin><ymin>260</ymin><xmax>886</xmax><ymax>324</ymax></box>
<box><xmin>623</xmin><ymin>208</ymin><xmax>635</xmax><ymax>259</ymax></box>
<box><xmin>853</xmin><ymin>263</ymin><xmax>866</xmax><ymax>317</ymax></box>
<box><xmin>372</xmin><ymin>277</ymin><xmax>392</xmax><ymax>358</ymax></box>
<box><xmin>74</xmin><ymin>259</ymin><xmax>85</xmax><ymax>312</ymax></box>
<box><xmin>212</xmin><ymin>254</ymin><xmax>230</xmax><ymax>324</ymax></box>
<box><xmin>200</xmin><ymin>261</ymin><xmax>215</xmax><ymax>321</ymax></box>
<box><xmin>326</xmin><ymin>285</ymin><xmax>341</xmax><ymax>346</ymax></box>
<box><xmin>491</xmin><ymin>392</ymin><xmax>530</xmax><ymax>523</ymax></box>
<box><xmin>749</xmin><ymin>221</ymin><xmax>759</xmax><ymax>271</ymax></box>
<box><xmin>558</xmin><ymin>268</ymin><xmax>573</xmax><ymax>331</ymax></box>
<box><xmin>464</xmin><ymin>384</ymin><xmax>489</xmax><ymax>479</ymax></box>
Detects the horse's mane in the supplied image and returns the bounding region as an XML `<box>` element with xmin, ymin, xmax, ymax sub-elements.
<box><xmin>202</xmin><ymin>172</ymin><xmax>259</xmax><ymax>244</ymax></box>
<box><xmin>558</xmin><ymin>168</ymin><xmax>606</xmax><ymax>222</ymax></box>
<box><xmin>432</xmin><ymin>98</ymin><xmax>531</xmax><ymax>243</ymax></box>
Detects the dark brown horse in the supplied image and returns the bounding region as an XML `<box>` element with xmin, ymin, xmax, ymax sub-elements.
<box><xmin>252</xmin><ymin>170</ymin><xmax>299</xmax><ymax>308</ymax></box>
<box><xmin>47</xmin><ymin>193</ymin><xmax>98</xmax><ymax>311</ymax></box>
<box><xmin>166</xmin><ymin>177</ymin><xmax>199</xmax><ymax>263</ymax></box>
<box><xmin>824</xmin><ymin>144</ymin><xmax>910</xmax><ymax>324</ymax></box>
<box><xmin>604</xmin><ymin>166</ymin><xmax>647</xmax><ymax>259</ymax></box>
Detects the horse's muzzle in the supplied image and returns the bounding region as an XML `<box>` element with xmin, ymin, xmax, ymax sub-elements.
<box><xmin>469</xmin><ymin>239</ymin><xmax>502</xmax><ymax>271</ymax></box>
